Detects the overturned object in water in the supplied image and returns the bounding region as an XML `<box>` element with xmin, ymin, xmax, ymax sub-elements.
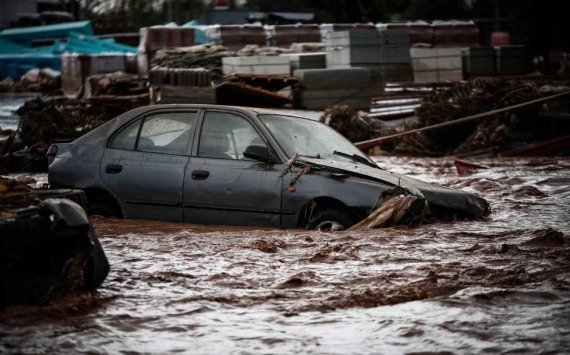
<box><xmin>0</xmin><ymin>196</ymin><xmax>109</xmax><ymax>309</ymax></box>
<box><xmin>348</xmin><ymin>190</ymin><xmax>428</xmax><ymax>230</ymax></box>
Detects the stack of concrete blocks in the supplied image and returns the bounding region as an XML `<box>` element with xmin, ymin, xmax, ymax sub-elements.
<box><xmin>462</xmin><ymin>46</ymin><xmax>526</xmax><ymax>77</ymax></box>
<box><xmin>462</xmin><ymin>47</ymin><xmax>495</xmax><ymax>77</ymax></box>
<box><xmin>137</xmin><ymin>26</ymin><xmax>195</xmax><ymax>75</ymax></box>
<box><xmin>218</xmin><ymin>25</ymin><xmax>267</xmax><ymax>51</ymax></box>
<box><xmin>377</xmin><ymin>30</ymin><xmax>414</xmax><ymax>83</ymax></box>
<box><xmin>272</xmin><ymin>24</ymin><xmax>322</xmax><ymax>48</ymax></box>
<box><xmin>281</xmin><ymin>52</ymin><xmax>327</xmax><ymax>75</ymax></box>
<box><xmin>410</xmin><ymin>48</ymin><xmax>463</xmax><ymax>83</ymax></box>
<box><xmin>61</xmin><ymin>53</ymin><xmax>133</xmax><ymax>98</ymax></box>
<box><xmin>149</xmin><ymin>67</ymin><xmax>215</xmax><ymax>104</ymax></box>
<box><xmin>293</xmin><ymin>67</ymin><xmax>373</xmax><ymax>110</ymax></box>
<box><xmin>325</xmin><ymin>30</ymin><xmax>413</xmax><ymax>84</ymax></box>
<box><xmin>222</xmin><ymin>56</ymin><xmax>290</xmax><ymax>76</ymax></box>
<box><xmin>495</xmin><ymin>45</ymin><xmax>526</xmax><ymax>75</ymax></box>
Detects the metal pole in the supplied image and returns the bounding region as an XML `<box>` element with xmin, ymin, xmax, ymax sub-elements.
<box><xmin>355</xmin><ymin>90</ymin><xmax>570</xmax><ymax>150</ymax></box>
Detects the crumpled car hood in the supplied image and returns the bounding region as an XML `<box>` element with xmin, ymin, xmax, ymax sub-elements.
<box><xmin>302</xmin><ymin>158</ymin><xmax>489</xmax><ymax>218</ymax></box>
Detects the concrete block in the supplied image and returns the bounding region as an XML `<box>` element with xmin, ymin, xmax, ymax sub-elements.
<box><xmin>413</xmin><ymin>70</ymin><xmax>439</xmax><ymax>83</ymax></box>
<box><xmin>379</xmin><ymin>30</ymin><xmax>411</xmax><ymax>45</ymax></box>
<box><xmin>294</xmin><ymin>67</ymin><xmax>371</xmax><ymax>90</ymax></box>
<box><xmin>436</xmin><ymin>48</ymin><xmax>462</xmax><ymax>70</ymax></box>
<box><xmin>438</xmin><ymin>69</ymin><xmax>463</xmax><ymax>81</ymax></box>
<box><xmin>412</xmin><ymin>57</ymin><xmax>438</xmax><ymax>71</ymax></box>
<box><xmin>282</xmin><ymin>53</ymin><xmax>326</xmax><ymax>73</ymax></box>
<box><xmin>326</xmin><ymin>30</ymin><xmax>380</xmax><ymax>47</ymax></box>
<box><xmin>222</xmin><ymin>56</ymin><xmax>290</xmax><ymax>75</ymax></box>
<box><xmin>495</xmin><ymin>45</ymin><xmax>526</xmax><ymax>75</ymax></box>
<box><xmin>380</xmin><ymin>44</ymin><xmax>411</xmax><ymax>64</ymax></box>
<box><xmin>462</xmin><ymin>47</ymin><xmax>495</xmax><ymax>75</ymax></box>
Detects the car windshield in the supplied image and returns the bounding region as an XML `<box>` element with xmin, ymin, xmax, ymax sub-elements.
<box><xmin>258</xmin><ymin>114</ymin><xmax>376</xmax><ymax>167</ymax></box>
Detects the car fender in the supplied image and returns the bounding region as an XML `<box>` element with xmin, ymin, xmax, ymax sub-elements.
<box><xmin>280</xmin><ymin>171</ymin><xmax>391</xmax><ymax>228</ymax></box>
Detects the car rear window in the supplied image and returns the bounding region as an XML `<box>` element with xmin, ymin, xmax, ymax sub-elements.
<box><xmin>109</xmin><ymin>112</ymin><xmax>196</xmax><ymax>155</ymax></box>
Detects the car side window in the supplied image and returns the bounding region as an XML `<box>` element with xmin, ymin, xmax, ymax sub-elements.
<box><xmin>109</xmin><ymin>112</ymin><xmax>196</xmax><ymax>155</ymax></box>
<box><xmin>110</xmin><ymin>119</ymin><xmax>140</xmax><ymax>150</ymax></box>
<box><xmin>138</xmin><ymin>113</ymin><xmax>195</xmax><ymax>155</ymax></box>
<box><xmin>198</xmin><ymin>111</ymin><xmax>265</xmax><ymax>160</ymax></box>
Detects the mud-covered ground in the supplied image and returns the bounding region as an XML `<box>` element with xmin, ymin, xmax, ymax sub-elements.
<box><xmin>1</xmin><ymin>157</ymin><xmax>569</xmax><ymax>354</ymax></box>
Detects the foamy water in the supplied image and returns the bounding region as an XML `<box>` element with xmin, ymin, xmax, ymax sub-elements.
<box><xmin>1</xmin><ymin>157</ymin><xmax>569</xmax><ymax>354</ymax></box>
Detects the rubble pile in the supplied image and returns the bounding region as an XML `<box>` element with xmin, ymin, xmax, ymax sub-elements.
<box><xmin>394</xmin><ymin>77</ymin><xmax>570</xmax><ymax>155</ymax></box>
<box><xmin>0</xmin><ymin>94</ymin><xmax>148</xmax><ymax>172</ymax></box>
<box><xmin>151</xmin><ymin>44</ymin><xmax>233</xmax><ymax>80</ymax></box>
<box><xmin>320</xmin><ymin>105</ymin><xmax>380</xmax><ymax>142</ymax></box>
<box><xmin>236</xmin><ymin>45</ymin><xmax>293</xmax><ymax>56</ymax></box>
<box><xmin>0</xmin><ymin>68</ymin><xmax>61</xmax><ymax>93</ymax></box>
<box><xmin>85</xmin><ymin>72</ymin><xmax>148</xmax><ymax>97</ymax></box>
<box><xmin>289</xmin><ymin>43</ymin><xmax>326</xmax><ymax>53</ymax></box>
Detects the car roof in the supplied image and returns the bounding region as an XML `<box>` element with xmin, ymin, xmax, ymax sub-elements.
<box><xmin>143</xmin><ymin>104</ymin><xmax>319</xmax><ymax>121</ymax></box>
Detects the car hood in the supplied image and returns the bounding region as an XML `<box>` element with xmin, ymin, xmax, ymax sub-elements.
<box><xmin>302</xmin><ymin>158</ymin><xmax>489</xmax><ymax>218</ymax></box>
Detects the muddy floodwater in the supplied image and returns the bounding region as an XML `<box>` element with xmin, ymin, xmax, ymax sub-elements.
<box><xmin>1</xmin><ymin>157</ymin><xmax>569</xmax><ymax>354</ymax></box>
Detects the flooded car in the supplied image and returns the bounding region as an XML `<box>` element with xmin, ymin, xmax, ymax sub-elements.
<box><xmin>47</xmin><ymin>104</ymin><xmax>488</xmax><ymax>229</ymax></box>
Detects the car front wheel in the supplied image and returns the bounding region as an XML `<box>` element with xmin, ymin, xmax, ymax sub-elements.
<box><xmin>305</xmin><ymin>208</ymin><xmax>356</xmax><ymax>231</ymax></box>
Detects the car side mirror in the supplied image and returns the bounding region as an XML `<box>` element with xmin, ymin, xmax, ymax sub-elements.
<box><xmin>244</xmin><ymin>145</ymin><xmax>278</xmax><ymax>164</ymax></box>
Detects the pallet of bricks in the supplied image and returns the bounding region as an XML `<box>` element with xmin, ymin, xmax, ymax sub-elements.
<box><xmin>137</xmin><ymin>26</ymin><xmax>195</xmax><ymax>75</ymax></box>
<box><xmin>217</xmin><ymin>25</ymin><xmax>266</xmax><ymax>51</ymax></box>
<box><xmin>149</xmin><ymin>67</ymin><xmax>214</xmax><ymax>104</ymax></box>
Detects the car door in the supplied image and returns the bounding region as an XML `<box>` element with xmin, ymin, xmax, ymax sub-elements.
<box><xmin>183</xmin><ymin>110</ymin><xmax>284</xmax><ymax>227</ymax></box>
<box><xmin>101</xmin><ymin>110</ymin><xmax>197</xmax><ymax>222</ymax></box>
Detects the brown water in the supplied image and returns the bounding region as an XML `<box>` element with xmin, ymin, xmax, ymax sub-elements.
<box><xmin>1</xmin><ymin>157</ymin><xmax>569</xmax><ymax>354</ymax></box>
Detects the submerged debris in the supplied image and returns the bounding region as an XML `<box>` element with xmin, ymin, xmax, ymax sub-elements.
<box><xmin>349</xmin><ymin>194</ymin><xmax>426</xmax><ymax>230</ymax></box>
<box><xmin>349</xmin><ymin>186</ymin><xmax>428</xmax><ymax>230</ymax></box>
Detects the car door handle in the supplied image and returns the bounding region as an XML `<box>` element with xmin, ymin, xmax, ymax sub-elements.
<box><xmin>191</xmin><ymin>170</ymin><xmax>209</xmax><ymax>180</ymax></box>
<box><xmin>105</xmin><ymin>164</ymin><xmax>123</xmax><ymax>174</ymax></box>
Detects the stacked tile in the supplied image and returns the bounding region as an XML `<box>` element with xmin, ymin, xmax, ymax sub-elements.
<box><xmin>378</xmin><ymin>22</ymin><xmax>433</xmax><ymax>47</ymax></box>
<box><xmin>149</xmin><ymin>67</ymin><xmax>212</xmax><ymax>87</ymax></box>
<box><xmin>432</xmin><ymin>20</ymin><xmax>479</xmax><ymax>48</ymax></box>
<box><xmin>273</xmin><ymin>24</ymin><xmax>321</xmax><ymax>48</ymax></box>
<box><xmin>218</xmin><ymin>25</ymin><xmax>266</xmax><ymax>51</ymax></box>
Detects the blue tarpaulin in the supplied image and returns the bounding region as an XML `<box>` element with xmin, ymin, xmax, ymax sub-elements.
<box><xmin>0</xmin><ymin>39</ymin><xmax>30</xmax><ymax>54</ymax></box>
<box><xmin>0</xmin><ymin>21</ymin><xmax>93</xmax><ymax>45</ymax></box>
<box><xmin>0</xmin><ymin>53</ymin><xmax>60</xmax><ymax>79</ymax></box>
<box><xmin>0</xmin><ymin>24</ymin><xmax>137</xmax><ymax>79</ymax></box>
<box><xmin>183</xmin><ymin>20</ymin><xmax>209</xmax><ymax>45</ymax></box>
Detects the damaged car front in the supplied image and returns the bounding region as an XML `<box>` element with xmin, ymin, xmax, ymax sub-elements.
<box><xmin>257</xmin><ymin>112</ymin><xmax>490</xmax><ymax>230</ymax></box>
